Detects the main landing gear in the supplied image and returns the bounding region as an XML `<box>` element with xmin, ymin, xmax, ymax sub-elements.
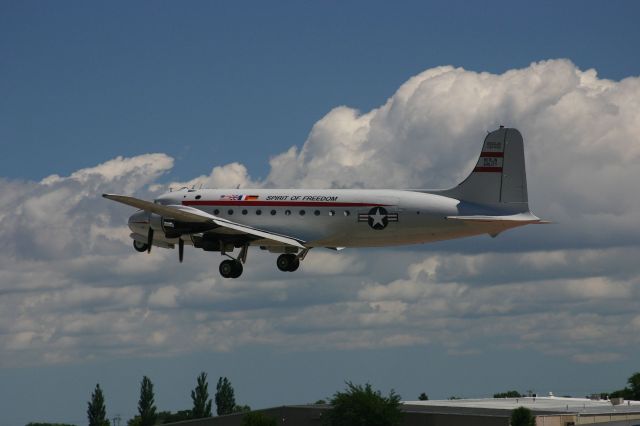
<box><xmin>276</xmin><ymin>253</ymin><xmax>300</xmax><ymax>272</ymax></box>
<box><xmin>219</xmin><ymin>259</ymin><xmax>243</xmax><ymax>279</ymax></box>
<box><xmin>219</xmin><ymin>244</ymin><xmax>248</xmax><ymax>279</ymax></box>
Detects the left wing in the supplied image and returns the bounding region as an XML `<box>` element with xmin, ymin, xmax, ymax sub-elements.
<box><xmin>103</xmin><ymin>194</ymin><xmax>307</xmax><ymax>249</ymax></box>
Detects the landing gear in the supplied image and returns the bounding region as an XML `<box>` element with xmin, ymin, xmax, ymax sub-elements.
<box><xmin>277</xmin><ymin>254</ymin><xmax>300</xmax><ymax>272</ymax></box>
<box><xmin>219</xmin><ymin>259</ymin><xmax>243</xmax><ymax>279</ymax></box>
<box><xmin>133</xmin><ymin>240</ymin><xmax>149</xmax><ymax>253</ymax></box>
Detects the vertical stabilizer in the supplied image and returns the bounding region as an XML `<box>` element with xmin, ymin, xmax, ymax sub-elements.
<box><xmin>438</xmin><ymin>127</ymin><xmax>529</xmax><ymax>209</ymax></box>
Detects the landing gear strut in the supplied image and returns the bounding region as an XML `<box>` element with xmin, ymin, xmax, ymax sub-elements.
<box><xmin>277</xmin><ymin>253</ymin><xmax>300</xmax><ymax>272</ymax></box>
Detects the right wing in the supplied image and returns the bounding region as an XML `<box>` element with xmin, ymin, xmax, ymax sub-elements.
<box><xmin>103</xmin><ymin>194</ymin><xmax>307</xmax><ymax>249</ymax></box>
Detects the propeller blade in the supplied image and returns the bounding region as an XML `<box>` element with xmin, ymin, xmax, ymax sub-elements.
<box><xmin>178</xmin><ymin>238</ymin><xmax>184</xmax><ymax>263</ymax></box>
<box><xmin>147</xmin><ymin>228</ymin><xmax>154</xmax><ymax>253</ymax></box>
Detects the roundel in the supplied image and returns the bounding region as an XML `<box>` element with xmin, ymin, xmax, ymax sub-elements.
<box><xmin>367</xmin><ymin>207</ymin><xmax>389</xmax><ymax>230</ymax></box>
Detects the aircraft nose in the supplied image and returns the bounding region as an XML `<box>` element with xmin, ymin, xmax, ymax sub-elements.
<box><xmin>128</xmin><ymin>210</ymin><xmax>149</xmax><ymax>234</ymax></box>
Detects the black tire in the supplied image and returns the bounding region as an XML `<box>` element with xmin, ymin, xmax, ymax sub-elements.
<box><xmin>288</xmin><ymin>258</ymin><xmax>300</xmax><ymax>272</ymax></box>
<box><xmin>277</xmin><ymin>254</ymin><xmax>299</xmax><ymax>272</ymax></box>
<box><xmin>133</xmin><ymin>240</ymin><xmax>148</xmax><ymax>253</ymax></box>
<box><xmin>231</xmin><ymin>261</ymin><xmax>243</xmax><ymax>278</ymax></box>
<box><xmin>219</xmin><ymin>259</ymin><xmax>235</xmax><ymax>278</ymax></box>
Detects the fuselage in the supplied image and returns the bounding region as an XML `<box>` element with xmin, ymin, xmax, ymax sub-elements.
<box><xmin>128</xmin><ymin>187</ymin><xmax>524</xmax><ymax>249</ymax></box>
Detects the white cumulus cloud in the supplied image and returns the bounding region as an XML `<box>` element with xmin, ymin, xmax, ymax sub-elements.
<box><xmin>1</xmin><ymin>60</ymin><xmax>639</xmax><ymax>367</ymax></box>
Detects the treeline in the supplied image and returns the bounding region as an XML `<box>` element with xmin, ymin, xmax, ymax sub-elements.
<box><xmin>86</xmin><ymin>372</ymin><xmax>249</xmax><ymax>426</ymax></box>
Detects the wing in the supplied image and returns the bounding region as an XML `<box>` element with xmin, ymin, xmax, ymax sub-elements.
<box><xmin>103</xmin><ymin>193</ymin><xmax>306</xmax><ymax>249</ymax></box>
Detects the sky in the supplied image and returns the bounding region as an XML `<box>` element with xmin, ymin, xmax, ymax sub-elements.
<box><xmin>1</xmin><ymin>1</ymin><xmax>640</xmax><ymax>425</ymax></box>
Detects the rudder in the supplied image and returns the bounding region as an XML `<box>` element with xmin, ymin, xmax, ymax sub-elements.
<box><xmin>439</xmin><ymin>127</ymin><xmax>529</xmax><ymax>208</ymax></box>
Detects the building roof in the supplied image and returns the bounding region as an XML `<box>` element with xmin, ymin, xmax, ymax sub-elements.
<box><xmin>402</xmin><ymin>396</ymin><xmax>640</xmax><ymax>416</ymax></box>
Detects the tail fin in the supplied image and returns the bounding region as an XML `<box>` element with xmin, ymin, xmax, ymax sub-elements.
<box><xmin>440</xmin><ymin>127</ymin><xmax>529</xmax><ymax>209</ymax></box>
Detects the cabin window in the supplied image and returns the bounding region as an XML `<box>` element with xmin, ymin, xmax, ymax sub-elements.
<box><xmin>299</xmin><ymin>210</ymin><xmax>306</xmax><ymax>216</ymax></box>
<box><xmin>256</xmin><ymin>209</ymin><xmax>262</xmax><ymax>215</ymax></box>
<box><xmin>195</xmin><ymin>195</ymin><xmax>201</xmax><ymax>200</ymax></box>
<box><xmin>270</xmin><ymin>210</ymin><xmax>276</xmax><ymax>215</ymax></box>
<box><xmin>227</xmin><ymin>209</ymin><xmax>234</xmax><ymax>215</ymax></box>
<box><xmin>285</xmin><ymin>210</ymin><xmax>291</xmax><ymax>216</ymax></box>
<box><xmin>242</xmin><ymin>209</ymin><xmax>248</xmax><ymax>215</ymax></box>
<box><xmin>344</xmin><ymin>211</ymin><xmax>350</xmax><ymax>216</ymax></box>
<box><xmin>329</xmin><ymin>210</ymin><xmax>335</xmax><ymax>216</ymax></box>
<box><xmin>314</xmin><ymin>210</ymin><xmax>320</xmax><ymax>216</ymax></box>
<box><xmin>214</xmin><ymin>209</ymin><xmax>220</xmax><ymax>215</ymax></box>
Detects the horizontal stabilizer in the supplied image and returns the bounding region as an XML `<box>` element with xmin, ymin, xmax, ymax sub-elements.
<box><xmin>446</xmin><ymin>213</ymin><xmax>550</xmax><ymax>224</ymax></box>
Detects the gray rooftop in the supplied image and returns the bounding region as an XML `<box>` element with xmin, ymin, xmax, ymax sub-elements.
<box><xmin>402</xmin><ymin>397</ymin><xmax>640</xmax><ymax>416</ymax></box>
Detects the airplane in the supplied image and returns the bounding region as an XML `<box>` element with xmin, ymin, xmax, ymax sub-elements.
<box><xmin>104</xmin><ymin>126</ymin><xmax>547</xmax><ymax>279</ymax></box>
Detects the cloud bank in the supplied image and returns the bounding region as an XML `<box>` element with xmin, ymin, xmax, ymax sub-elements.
<box><xmin>1</xmin><ymin>59</ymin><xmax>639</xmax><ymax>367</ymax></box>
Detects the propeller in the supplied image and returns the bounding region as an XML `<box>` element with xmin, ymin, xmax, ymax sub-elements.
<box><xmin>178</xmin><ymin>238</ymin><xmax>184</xmax><ymax>263</ymax></box>
<box><xmin>147</xmin><ymin>228</ymin><xmax>154</xmax><ymax>253</ymax></box>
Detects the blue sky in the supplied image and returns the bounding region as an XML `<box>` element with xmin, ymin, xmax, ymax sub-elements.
<box><xmin>3</xmin><ymin>1</ymin><xmax>640</xmax><ymax>182</ymax></box>
<box><xmin>2</xmin><ymin>2</ymin><xmax>640</xmax><ymax>426</ymax></box>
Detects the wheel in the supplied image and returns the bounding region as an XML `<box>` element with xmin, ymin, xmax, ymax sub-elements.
<box><xmin>277</xmin><ymin>254</ymin><xmax>299</xmax><ymax>272</ymax></box>
<box><xmin>288</xmin><ymin>258</ymin><xmax>300</xmax><ymax>272</ymax></box>
<box><xmin>231</xmin><ymin>261</ymin><xmax>243</xmax><ymax>278</ymax></box>
<box><xmin>220</xmin><ymin>259</ymin><xmax>243</xmax><ymax>279</ymax></box>
<box><xmin>219</xmin><ymin>259</ymin><xmax>235</xmax><ymax>278</ymax></box>
<box><xmin>133</xmin><ymin>240</ymin><xmax>148</xmax><ymax>253</ymax></box>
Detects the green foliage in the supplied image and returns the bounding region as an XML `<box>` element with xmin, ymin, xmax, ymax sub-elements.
<box><xmin>627</xmin><ymin>372</ymin><xmax>640</xmax><ymax>400</ymax></box>
<box><xmin>137</xmin><ymin>376</ymin><xmax>157</xmax><ymax>426</ymax></box>
<box><xmin>215</xmin><ymin>376</ymin><xmax>237</xmax><ymax>416</ymax></box>
<box><xmin>314</xmin><ymin>399</ymin><xmax>327</xmax><ymax>405</ymax></box>
<box><xmin>157</xmin><ymin>410</ymin><xmax>192</xmax><ymax>424</ymax></box>
<box><xmin>191</xmin><ymin>372</ymin><xmax>213</xmax><ymax>418</ymax></box>
<box><xmin>610</xmin><ymin>388</ymin><xmax>631</xmax><ymax>399</ymax></box>
<box><xmin>510</xmin><ymin>406</ymin><xmax>535</xmax><ymax>426</ymax></box>
<box><xmin>26</xmin><ymin>423</ymin><xmax>77</xmax><ymax>426</ymax></box>
<box><xmin>324</xmin><ymin>381</ymin><xmax>403</xmax><ymax>426</ymax></box>
<box><xmin>494</xmin><ymin>390</ymin><xmax>523</xmax><ymax>398</ymax></box>
<box><xmin>126</xmin><ymin>416</ymin><xmax>140</xmax><ymax>426</ymax></box>
<box><xmin>241</xmin><ymin>412</ymin><xmax>277</xmax><ymax>426</ymax></box>
<box><xmin>87</xmin><ymin>383</ymin><xmax>110</xmax><ymax>426</ymax></box>
<box><xmin>418</xmin><ymin>392</ymin><xmax>429</xmax><ymax>401</ymax></box>
<box><xmin>608</xmin><ymin>371</ymin><xmax>640</xmax><ymax>400</ymax></box>
<box><xmin>233</xmin><ymin>404</ymin><xmax>252</xmax><ymax>413</ymax></box>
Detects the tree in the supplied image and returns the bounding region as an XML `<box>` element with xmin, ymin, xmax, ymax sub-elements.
<box><xmin>323</xmin><ymin>381</ymin><xmax>403</xmax><ymax>426</ymax></box>
<box><xmin>510</xmin><ymin>406</ymin><xmax>535</xmax><ymax>426</ymax></box>
<box><xmin>241</xmin><ymin>412</ymin><xmax>277</xmax><ymax>426</ymax></box>
<box><xmin>191</xmin><ymin>372</ymin><xmax>213</xmax><ymax>418</ymax></box>
<box><xmin>494</xmin><ymin>390</ymin><xmax>523</xmax><ymax>398</ymax></box>
<box><xmin>215</xmin><ymin>377</ymin><xmax>237</xmax><ymax>415</ymax></box>
<box><xmin>137</xmin><ymin>376</ymin><xmax>157</xmax><ymax>426</ymax></box>
<box><xmin>627</xmin><ymin>372</ymin><xmax>640</xmax><ymax>400</ymax></box>
<box><xmin>87</xmin><ymin>384</ymin><xmax>110</xmax><ymax>426</ymax></box>
<box><xmin>26</xmin><ymin>423</ymin><xmax>77</xmax><ymax>426</ymax></box>
<box><xmin>418</xmin><ymin>392</ymin><xmax>429</xmax><ymax>401</ymax></box>
<box><xmin>233</xmin><ymin>404</ymin><xmax>251</xmax><ymax>413</ymax></box>
<box><xmin>156</xmin><ymin>410</ymin><xmax>192</xmax><ymax>424</ymax></box>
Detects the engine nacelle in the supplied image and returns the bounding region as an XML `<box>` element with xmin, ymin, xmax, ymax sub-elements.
<box><xmin>149</xmin><ymin>213</ymin><xmax>217</xmax><ymax>238</ymax></box>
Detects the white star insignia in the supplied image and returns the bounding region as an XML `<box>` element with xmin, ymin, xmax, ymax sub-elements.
<box><xmin>370</xmin><ymin>208</ymin><xmax>386</xmax><ymax>227</ymax></box>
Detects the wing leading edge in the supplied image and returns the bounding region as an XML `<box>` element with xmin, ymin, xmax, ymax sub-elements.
<box><xmin>102</xmin><ymin>193</ymin><xmax>306</xmax><ymax>249</ymax></box>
